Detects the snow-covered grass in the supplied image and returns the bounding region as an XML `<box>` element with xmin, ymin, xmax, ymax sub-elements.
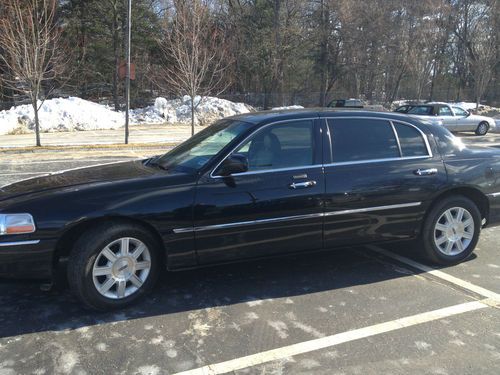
<box><xmin>0</xmin><ymin>96</ymin><xmax>254</xmax><ymax>135</ymax></box>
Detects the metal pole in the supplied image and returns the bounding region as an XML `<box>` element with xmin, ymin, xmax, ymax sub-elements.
<box><xmin>125</xmin><ymin>0</ymin><xmax>131</xmax><ymax>144</ymax></box>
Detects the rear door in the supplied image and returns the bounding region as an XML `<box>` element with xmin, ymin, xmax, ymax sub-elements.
<box><xmin>437</xmin><ymin>105</ymin><xmax>456</xmax><ymax>130</ymax></box>
<box><xmin>192</xmin><ymin>118</ymin><xmax>325</xmax><ymax>264</ymax></box>
<box><xmin>322</xmin><ymin>117</ymin><xmax>447</xmax><ymax>248</ymax></box>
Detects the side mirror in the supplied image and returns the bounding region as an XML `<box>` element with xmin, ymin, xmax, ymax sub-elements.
<box><xmin>217</xmin><ymin>154</ymin><xmax>248</xmax><ymax>176</ymax></box>
<box><xmin>466</xmin><ymin>111</ymin><xmax>471</xmax><ymax>117</ymax></box>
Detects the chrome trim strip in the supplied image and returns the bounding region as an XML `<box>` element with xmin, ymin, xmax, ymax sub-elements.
<box><xmin>324</xmin><ymin>202</ymin><xmax>422</xmax><ymax>217</ymax></box>
<box><xmin>323</xmin><ymin>155</ymin><xmax>430</xmax><ymax>168</ymax></box>
<box><xmin>173</xmin><ymin>202</ymin><xmax>422</xmax><ymax>233</ymax></box>
<box><xmin>210</xmin><ymin>117</ymin><xmax>319</xmax><ymax>179</ymax></box>
<box><xmin>173</xmin><ymin>212</ymin><xmax>324</xmax><ymax>234</ymax></box>
<box><xmin>0</xmin><ymin>240</ymin><xmax>41</xmax><ymax>247</ymax></box>
<box><xmin>390</xmin><ymin>121</ymin><xmax>403</xmax><ymax>157</ymax></box>
<box><xmin>223</xmin><ymin>164</ymin><xmax>323</xmax><ymax>177</ymax></box>
<box><xmin>488</xmin><ymin>192</ymin><xmax>500</xmax><ymax>198</ymax></box>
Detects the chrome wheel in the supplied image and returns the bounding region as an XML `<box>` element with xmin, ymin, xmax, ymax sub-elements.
<box><xmin>433</xmin><ymin>207</ymin><xmax>475</xmax><ymax>256</ymax></box>
<box><xmin>92</xmin><ymin>237</ymin><xmax>151</xmax><ymax>299</ymax></box>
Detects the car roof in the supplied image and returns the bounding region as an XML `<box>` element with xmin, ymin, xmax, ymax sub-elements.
<box><xmin>228</xmin><ymin>108</ymin><xmax>429</xmax><ymax>129</ymax></box>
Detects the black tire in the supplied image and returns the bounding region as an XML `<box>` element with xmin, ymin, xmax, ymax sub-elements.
<box><xmin>475</xmin><ymin>121</ymin><xmax>489</xmax><ymax>136</ymax></box>
<box><xmin>420</xmin><ymin>195</ymin><xmax>481</xmax><ymax>266</ymax></box>
<box><xmin>67</xmin><ymin>222</ymin><xmax>161</xmax><ymax>311</ymax></box>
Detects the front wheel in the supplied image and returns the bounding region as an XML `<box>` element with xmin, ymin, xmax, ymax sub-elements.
<box><xmin>68</xmin><ymin>222</ymin><xmax>161</xmax><ymax>310</ymax></box>
<box><xmin>475</xmin><ymin>121</ymin><xmax>489</xmax><ymax>136</ymax></box>
<box><xmin>420</xmin><ymin>196</ymin><xmax>481</xmax><ymax>265</ymax></box>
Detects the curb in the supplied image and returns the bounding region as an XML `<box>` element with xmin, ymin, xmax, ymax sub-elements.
<box><xmin>0</xmin><ymin>142</ymin><xmax>178</xmax><ymax>154</ymax></box>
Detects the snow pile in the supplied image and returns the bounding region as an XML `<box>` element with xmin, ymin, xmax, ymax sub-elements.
<box><xmin>151</xmin><ymin>96</ymin><xmax>253</xmax><ymax>126</ymax></box>
<box><xmin>0</xmin><ymin>97</ymin><xmax>124</xmax><ymax>135</ymax></box>
<box><xmin>271</xmin><ymin>105</ymin><xmax>304</xmax><ymax>110</ymax></box>
<box><xmin>0</xmin><ymin>96</ymin><xmax>254</xmax><ymax>135</ymax></box>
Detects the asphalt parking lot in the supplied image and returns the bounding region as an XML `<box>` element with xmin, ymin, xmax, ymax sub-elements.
<box><xmin>0</xmin><ymin>133</ymin><xmax>499</xmax><ymax>374</ymax></box>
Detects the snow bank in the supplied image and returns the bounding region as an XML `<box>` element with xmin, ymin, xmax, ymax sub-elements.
<box><xmin>151</xmin><ymin>96</ymin><xmax>253</xmax><ymax>126</ymax></box>
<box><xmin>0</xmin><ymin>97</ymin><xmax>124</xmax><ymax>135</ymax></box>
<box><xmin>0</xmin><ymin>96</ymin><xmax>254</xmax><ymax>135</ymax></box>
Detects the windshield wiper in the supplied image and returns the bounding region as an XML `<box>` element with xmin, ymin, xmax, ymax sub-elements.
<box><xmin>145</xmin><ymin>157</ymin><xmax>168</xmax><ymax>171</ymax></box>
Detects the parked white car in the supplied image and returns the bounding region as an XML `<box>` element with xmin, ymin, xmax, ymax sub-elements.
<box><xmin>407</xmin><ymin>102</ymin><xmax>496</xmax><ymax>135</ymax></box>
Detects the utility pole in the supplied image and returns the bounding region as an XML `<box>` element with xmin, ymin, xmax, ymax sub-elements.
<box><xmin>124</xmin><ymin>0</ymin><xmax>131</xmax><ymax>144</ymax></box>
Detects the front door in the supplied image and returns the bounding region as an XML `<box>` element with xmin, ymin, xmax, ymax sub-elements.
<box><xmin>193</xmin><ymin>118</ymin><xmax>325</xmax><ymax>264</ymax></box>
<box><xmin>322</xmin><ymin>117</ymin><xmax>447</xmax><ymax>248</ymax></box>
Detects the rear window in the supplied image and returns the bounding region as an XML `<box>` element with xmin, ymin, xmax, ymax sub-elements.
<box><xmin>328</xmin><ymin>119</ymin><xmax>399</xmax><ymax>162</ymax></box>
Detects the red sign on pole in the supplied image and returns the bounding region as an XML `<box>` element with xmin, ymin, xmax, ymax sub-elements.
<box><xmin>118</xmin><ymin>61</ymin><xmax>136</xmax><ymax>80</ymax></box>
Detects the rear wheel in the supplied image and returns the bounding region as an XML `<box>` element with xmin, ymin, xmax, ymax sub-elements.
<box><xmin>420</xmin><ymin>196</ymin><xmax>481</xmax><ymax>265</ymax></box>
<box><xmin>475</xmin><ymin>121</ymin><xmax>489</xmax><ymax>136</ymax></box>
<box><xmin>68</xmin><ymin>222</ymin><xmax>161</xmax><ymax>310</ymax></box>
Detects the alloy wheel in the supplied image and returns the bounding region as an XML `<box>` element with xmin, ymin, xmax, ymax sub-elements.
<box><xmin>433</xmin><ymin>207</ymin><xmax>475</xmax><ymax>256</ymax></box>
<box><xmin>92</xmin><ymin>237</ymin><xmax>152</xmax><ymax>299</ymax></box>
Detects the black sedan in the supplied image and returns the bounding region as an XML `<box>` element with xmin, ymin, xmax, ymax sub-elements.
<box><xmin>1</xmin><ymin>110</ymin><xmax>500</xmax><ymax>310</ymax></box>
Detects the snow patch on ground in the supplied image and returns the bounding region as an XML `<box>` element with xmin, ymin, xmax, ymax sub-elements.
<box><xmin>0</xmin><ymin>96</ymin><xmax>254</xmax><ymax>135</ymax></box>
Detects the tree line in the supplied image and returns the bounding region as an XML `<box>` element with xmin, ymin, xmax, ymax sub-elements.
<box><xmin>1</xmin><ymin>0</ymin><xmax>499</xmax><ymax>114</ymax></box>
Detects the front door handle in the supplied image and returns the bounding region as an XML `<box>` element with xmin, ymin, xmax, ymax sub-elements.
<box><xmin>289</xmin><ymin>180</ymin><xmax>317</xmax><ymax>189</ymax></box>
<box><xmin>414</xmin><ymin>168</ymin><xmax>438</xmax><ymax>176</ymax></box>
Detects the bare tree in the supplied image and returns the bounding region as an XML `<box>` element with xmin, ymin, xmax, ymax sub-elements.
<box><xmin>0</xmin><ymin>0</ymin><xmax>67</xmax><ymax>146</ymax></box>
<box><xmin>158</xmin><ymin>0</ymin><xmax>231</xmax><ymax>135</ymax></box>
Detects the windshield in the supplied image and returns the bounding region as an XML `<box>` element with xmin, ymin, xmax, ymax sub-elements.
<box><xmin>408</xmin><ymin>106</ymin><xmax>433</xmax><ymax>115</ymax></box>
<box><xmin>155</xmin><ymin>119</ymin><xmax>252</xmax><ymax>173</ymax></box>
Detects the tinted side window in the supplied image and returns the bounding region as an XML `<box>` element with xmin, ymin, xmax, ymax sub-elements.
<box><xmin>328</xmin><ymin>119</ymin><xmax>399</xmax><ymax>162</ymax></box>
<box><xmin>394</xmin><ymin>123</ymin><xmax>428</xmax><ymax>157</ymax></box>
<box><xmin>233</xmin><ymin>120</ymin><xmax>314</xmax><ymax>171</ymax></box>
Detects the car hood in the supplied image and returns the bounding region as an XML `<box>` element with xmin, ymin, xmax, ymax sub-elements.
<box><xmin>0</xmin><ymin>160</ymin><xmax>160</xmax><ymax>201</ymax></box>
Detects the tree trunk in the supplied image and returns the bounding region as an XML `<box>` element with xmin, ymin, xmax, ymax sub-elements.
<box><xmin>33</xmin><ymin>101</ymin><xmax>41</xmax><ymax>147</ymax></box>
<box><xmin>318</xmin><ymin>0</ymin><xmax>328</xmax><ymax>106</ymax></box>
<box><xmin>190</xmin><ymin>96</ymin><xmax>195</xmax><ymax>136</ymax></box>
<box><xmin>272</xmin><ymin>0</ymin><xmax>283</xmax><ymax>107</ymax></box>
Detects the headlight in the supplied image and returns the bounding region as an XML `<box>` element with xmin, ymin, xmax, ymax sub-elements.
<box><xmin>0</xmin><ymin>214</ymin><xmax>36</xmax><ymax>235</ymax></box>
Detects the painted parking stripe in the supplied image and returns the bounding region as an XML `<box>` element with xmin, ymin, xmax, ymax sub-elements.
<box><xmin>367</xmin><ymin>245</ymin><xmax>500</xmax><ymax>302</ymax></box>
<box><xmin>174</xmin><ymin>300</ymin><xmax>488</xmax><ymax>375</ymax></box>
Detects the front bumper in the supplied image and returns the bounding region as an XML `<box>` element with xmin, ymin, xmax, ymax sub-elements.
<box><xmin>0</xmin><ymin>239</ymin><xmax>55</xmax><ymax>279</ymax></box>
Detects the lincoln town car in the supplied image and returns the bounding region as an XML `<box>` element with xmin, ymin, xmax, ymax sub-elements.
<box><xmin>1</xmin><ymin>110</ymin><xmax>500</xmax><ymax>310</ymax></box>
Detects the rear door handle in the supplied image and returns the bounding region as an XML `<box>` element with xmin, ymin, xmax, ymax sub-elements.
<box><xmin>414</xmin><ymin>168</ymin><xmax>438</xmax><ymax>176</ymax></box>
<box><xmin>289</xmin><ymin>180</ymin><xmax>317</xmax><ymax>189</ymax></box>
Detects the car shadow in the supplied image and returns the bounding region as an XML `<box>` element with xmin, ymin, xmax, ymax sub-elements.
<box><xmin>0</xmin><ymin>244</ymin><xmax>467</xmax><ymax>339</ymax></box>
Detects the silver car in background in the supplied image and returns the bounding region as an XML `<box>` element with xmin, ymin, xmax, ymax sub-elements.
<box><xmin>407</xmin><ymin>102</ymin><xmax>496</xmax><ymax>135</ymax></box>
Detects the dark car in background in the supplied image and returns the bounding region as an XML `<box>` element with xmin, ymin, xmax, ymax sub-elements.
<box><xmin>394</xmin><ymin>104</ymin><xmax>416</xmax><ymax>113</ymax></box>
<box><xmin>1</xmin><ymin>109</ymin><xmax>500</xmax><ymax>310</ymax></box>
